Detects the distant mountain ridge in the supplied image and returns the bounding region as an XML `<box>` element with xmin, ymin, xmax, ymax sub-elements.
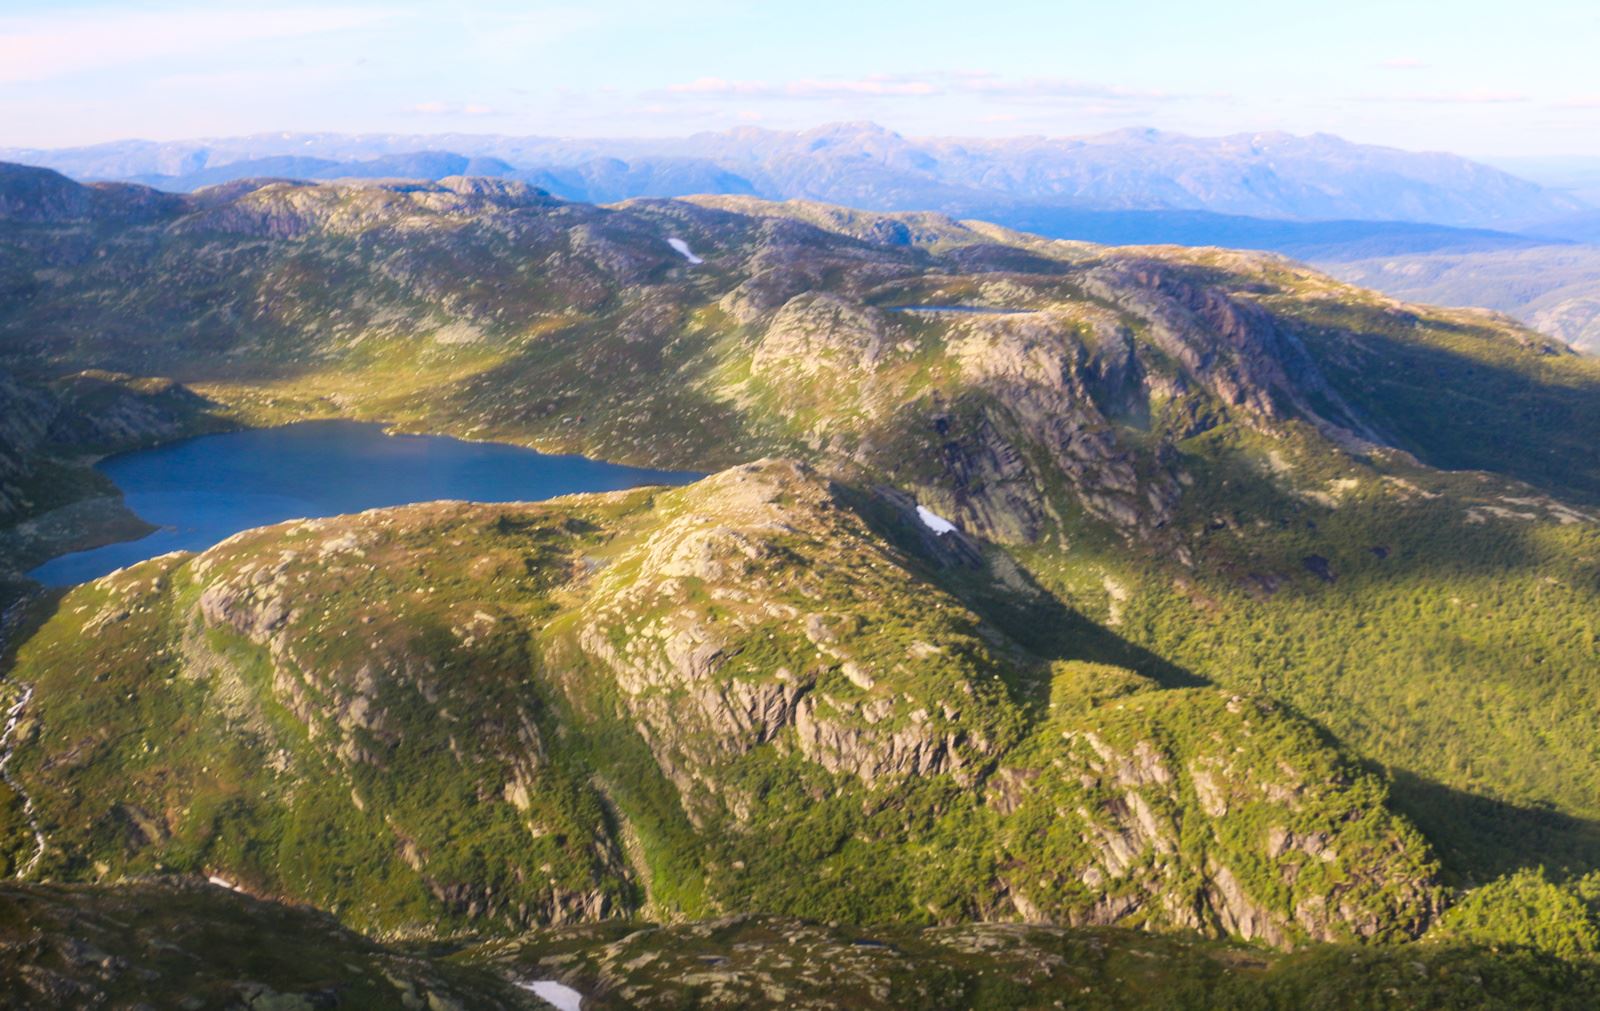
<box><xmin>1326</xmin><ymin>244</ymin><xmax>1600</xmax><ymax>352</ymax></box>
<box><xmin>4</xmin><ymin>122</ymin><xmax>1585</xmax><ymax>229</ymax></box>
<box><xmin>8</xmin><ymin>129</ymin><xmax>1598</xmax><ymax>349</ymax></box>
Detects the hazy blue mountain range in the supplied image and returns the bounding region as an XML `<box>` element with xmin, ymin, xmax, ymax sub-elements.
<box><xmin>4</xmin><ymin>122</ymin><xmax>1586</xmax><ymax>229</ymax></box>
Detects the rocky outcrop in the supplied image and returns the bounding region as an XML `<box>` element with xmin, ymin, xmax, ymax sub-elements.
<box><xmin>175</xmin><ymin>176</ymin><xmax>558</xmax><ymax>239</ymax></box>
<box><xmin>576</xmin><ymin>461</ymin><xmax>1011</xmax><ymax>818</ymax></box>
<box><xmin>993</xmin><ymin>683</ymin><xmax>1441</xmax><ymax>947</ymax></box>
<box><xmin>937</xmin><ymin>308</ymin><xmax>1181</xmax><ymax>543</ymax></box>
<box><xmin>1081</xmin><ymin>257</ymin><xmax>1385</xmax><ymax>445</ymax></box>
<box><xmin>43</xmin><ymin>373</ymin><xmax>215</xmax><ymax>451</ymax></box>
<box><xmin>792</xmin><ymin>693</ymin><xmax>976</xmax><ymax>785</ymax></box>
<box><xmin>0</xmin><ymin>369</ymin><xmax>218</xmax><ymax>529</ymax></box>
<box><xmin>5</xmin><ymin>463</ymin><xmax>1443</xmax><ymax>949</ymax></box>
<box><xmin>751</xmin><ymin>293</ymin><xmax>887</xmax><ymax>379</ymax></box>
<box><xmin>34</xmin><ymin>506</ymin><xmax>641</xmax><ymax>936</ymax></box>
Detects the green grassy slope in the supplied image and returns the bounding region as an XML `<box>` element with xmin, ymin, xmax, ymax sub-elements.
<box><xmin>2</xmin><ymin>168</ymin><xmax>1600</xmax><ymax>983</ymax></box>
<box><xmin>0</xmin><ymin>463</ymin><xmax>1439</xmax><ymax>948</ymax></box>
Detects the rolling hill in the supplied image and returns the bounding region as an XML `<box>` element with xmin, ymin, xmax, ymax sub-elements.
<box><xmin>2</xmin><ymin>162</ymin><xmax>1599</xmax><ymax>1004</ymax></box>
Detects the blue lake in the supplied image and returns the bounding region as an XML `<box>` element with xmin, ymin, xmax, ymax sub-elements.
<box><xmin>28</xmin><ymin>421</ymin><xmax>701</xmax><ymax>586</ymax></box>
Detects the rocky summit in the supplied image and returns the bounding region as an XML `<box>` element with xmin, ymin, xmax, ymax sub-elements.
<box><xmin>1</xmin><ymin>162</ymin><xmax>1599</xmax><ymax>1007</ymax></box>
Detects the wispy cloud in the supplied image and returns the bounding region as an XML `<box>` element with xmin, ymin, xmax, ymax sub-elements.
<box><xmin>409</xmin><ymin>101</ymin><xmax>496</xmax><ymax>117</ymax></box>
<box><xmin>664</xmin><ymin>75</ymin><xmax>938</xmax><ymax>99</ymax></box>
<box><xmin>1551</xmin><ymin>96</ymin><xmax>1600</xmax><ymax>109</ymax></box>
<box><xmin>952</xmin><ymin>72</ymin><xmax>1186</xmax><ymax>102</ymax></box>
<box><xmin>1358</xmin><ymin>89</ymin><xmax>1530</xmax><ymax>104</ymax></box>
<box><xmin>1377</xmin><ymin>57</ymin><xmax>1429</xmax><ymax>70</ymax></box>
<box><xmin>0</xmin><ymin>6</ymin><xmax>397</xmax><ymax>84</ymax></box>
<box><xmin>655</xmin><ymin>71</ymin><xmax>1190</xmax><ymax>104</ymax></box>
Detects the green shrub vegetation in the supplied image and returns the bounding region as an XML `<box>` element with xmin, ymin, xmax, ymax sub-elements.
<box><xmin>2</xmin><ymin>175</ymin><xmax>1600</xmax><ymax>1001</ymax></box>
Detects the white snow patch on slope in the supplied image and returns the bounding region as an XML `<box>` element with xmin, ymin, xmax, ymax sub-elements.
<box><xmin>517</xmin><ymin>980</ymin><xmax>585</xmax><ymax>1011</ymax></box>
<box><xmin>667</xmin><ymin>237</ymin><xmax>703</xmax><ymax>264</ymax></box>
<box><xmin>916</xmin><ymin>505</ymin><xmax>957</xmax><ymax>535</ymax></box>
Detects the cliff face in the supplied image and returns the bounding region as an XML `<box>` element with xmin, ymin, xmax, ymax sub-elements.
<box><xmin>574</xmin><ymin>461</ymin><xmax>1019</xmax><ymax>813</ymax></box>
<box><xmin>1</xmin><ymin>461</ymin><xmax>1439</xmax><ymax>945</ymax></box>
<box><xmin>994</xmin><ymin>670</ymin><xmax>1437</xmax><ymax>945</ymax></box>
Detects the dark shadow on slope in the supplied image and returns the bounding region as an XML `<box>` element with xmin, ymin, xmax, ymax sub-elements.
<box><xmin>0</xmin><ymin>583</ymin><xmax>64</xmax><ymax>676</ymax></box>
<box><xmin>1286</xmin><ymin>312</ymin><xmax>1600</xmax><ymax>505</ymax></box>
<box><xmin>839</xmin><ymin>473</ymin><xmax>1600</xmax><ymax>888</ymax></box>
<box><xmin>1107</xmin><ymin>257</ymin><xmax>1600</xmax><ymax>503</ymax></box>
<box><xmin>1174</xmin><ymin>429</ymin><xmax>1600</xmax><ymax>590</ymax></box>
<box><xmin>1389</xmin><ymin>769</ymin><xmax>1600</xmax><ymax>885</ymax></box>
<box><xmin>835</xmin><ymin>481</ymin><xmax>1206</xmax><ymax>694</ymax></box>
<box><xmin>430</xmin><ymin>321</ymin><xmax>766</xmax><ymax>472</ymax></box>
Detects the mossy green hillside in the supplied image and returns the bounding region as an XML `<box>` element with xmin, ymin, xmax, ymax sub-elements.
<box><xmin>0</xmin><ymin>879</ymin><xmax>542</xmax><ymax>1010</ymax></box>
<box><xmin>9</xmin><ymin>879</ymin><xmax>1598</xmax><ymax>1011</ymax></box>
<box><xmin>474</xmin><ymin>911</ymin><xmax>1600</xmax><ymax>1011</ymax></box>
<box><xmin>3</xmin><ymin>171</ymin><xmax>1600</xmax><ymax>984</ymax></box>
<box><xmin>1</xmin><ymin>462</ymin><xmax>1438</xmax><ymax>948</ymax></box>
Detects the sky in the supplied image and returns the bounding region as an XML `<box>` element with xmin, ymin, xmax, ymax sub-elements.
<box><xmin>3</xmin><ymin>0</ymin><xmax>1599</xmax><ymax>159</ymax></box>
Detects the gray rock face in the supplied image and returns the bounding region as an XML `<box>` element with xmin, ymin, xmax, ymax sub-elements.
<box><xmin>752</xmin><ymin>293</ymin><xmax>886</xmax><ymax>378</ymax></box>
<box><xmin>1081</xmin><ymin>259</ymin><xmax>1378</xmax><ymax>442</ymax></box>
<box><xmin>576</xmin><ymin>461</ymin><xmax>1008</xmax><ymax>822</ymax></box>
<box><xmin>987</xmin><ymin>689</ymin><xmax>1441</xmax><ymax>947</ymax></box>
<box><xmin>940</xmin><ymin>308</ymin><xmax>1176</xmax><ymax>542</ymax></box>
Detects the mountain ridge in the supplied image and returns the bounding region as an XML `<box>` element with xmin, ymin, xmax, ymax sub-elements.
<box><xmin>14</xmin><ymin>127</ymin><xmax>1598</xmax><ymax>353</ymax></box>
<box><xmin>4</xmin><ymin>122</ymin><xmax>1583</xmax><ymax>228</ymax></box>
<box><xmin>1</xmin><ymin>166</ymin><xmax>1599</xmax><ymax>1000</ymax></box>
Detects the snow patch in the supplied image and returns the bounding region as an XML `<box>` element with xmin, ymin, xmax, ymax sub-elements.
<box><xmin>916</xmin><ymin>505</ymin><xmax>957</xmax><ymax>535</ymax></box>
<box><xmin>518</xmin><ymin>980</ymin><xmax>585</xmax><ymax>1011</ymax></box>
<box><xmin>667</xmin><ymin>237</ymin><xmax>703</xmax><ymax>264</ymax></box>
<box><xmin>432</xmin><ymin>320</ymin><xmax>485</xmax><ymax>345</ymax></box>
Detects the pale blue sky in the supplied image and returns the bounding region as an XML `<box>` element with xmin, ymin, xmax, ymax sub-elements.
<box><xmin>3</xmin><ymin>0</ymin><xmax>1598</xmax><ymax>156</ymax></box>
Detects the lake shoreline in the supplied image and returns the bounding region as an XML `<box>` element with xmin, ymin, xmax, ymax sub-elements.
<box><xmin>24</xmin><ymin>419</ymin><xmax>702</xmax><ymax>587</ymax></box>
